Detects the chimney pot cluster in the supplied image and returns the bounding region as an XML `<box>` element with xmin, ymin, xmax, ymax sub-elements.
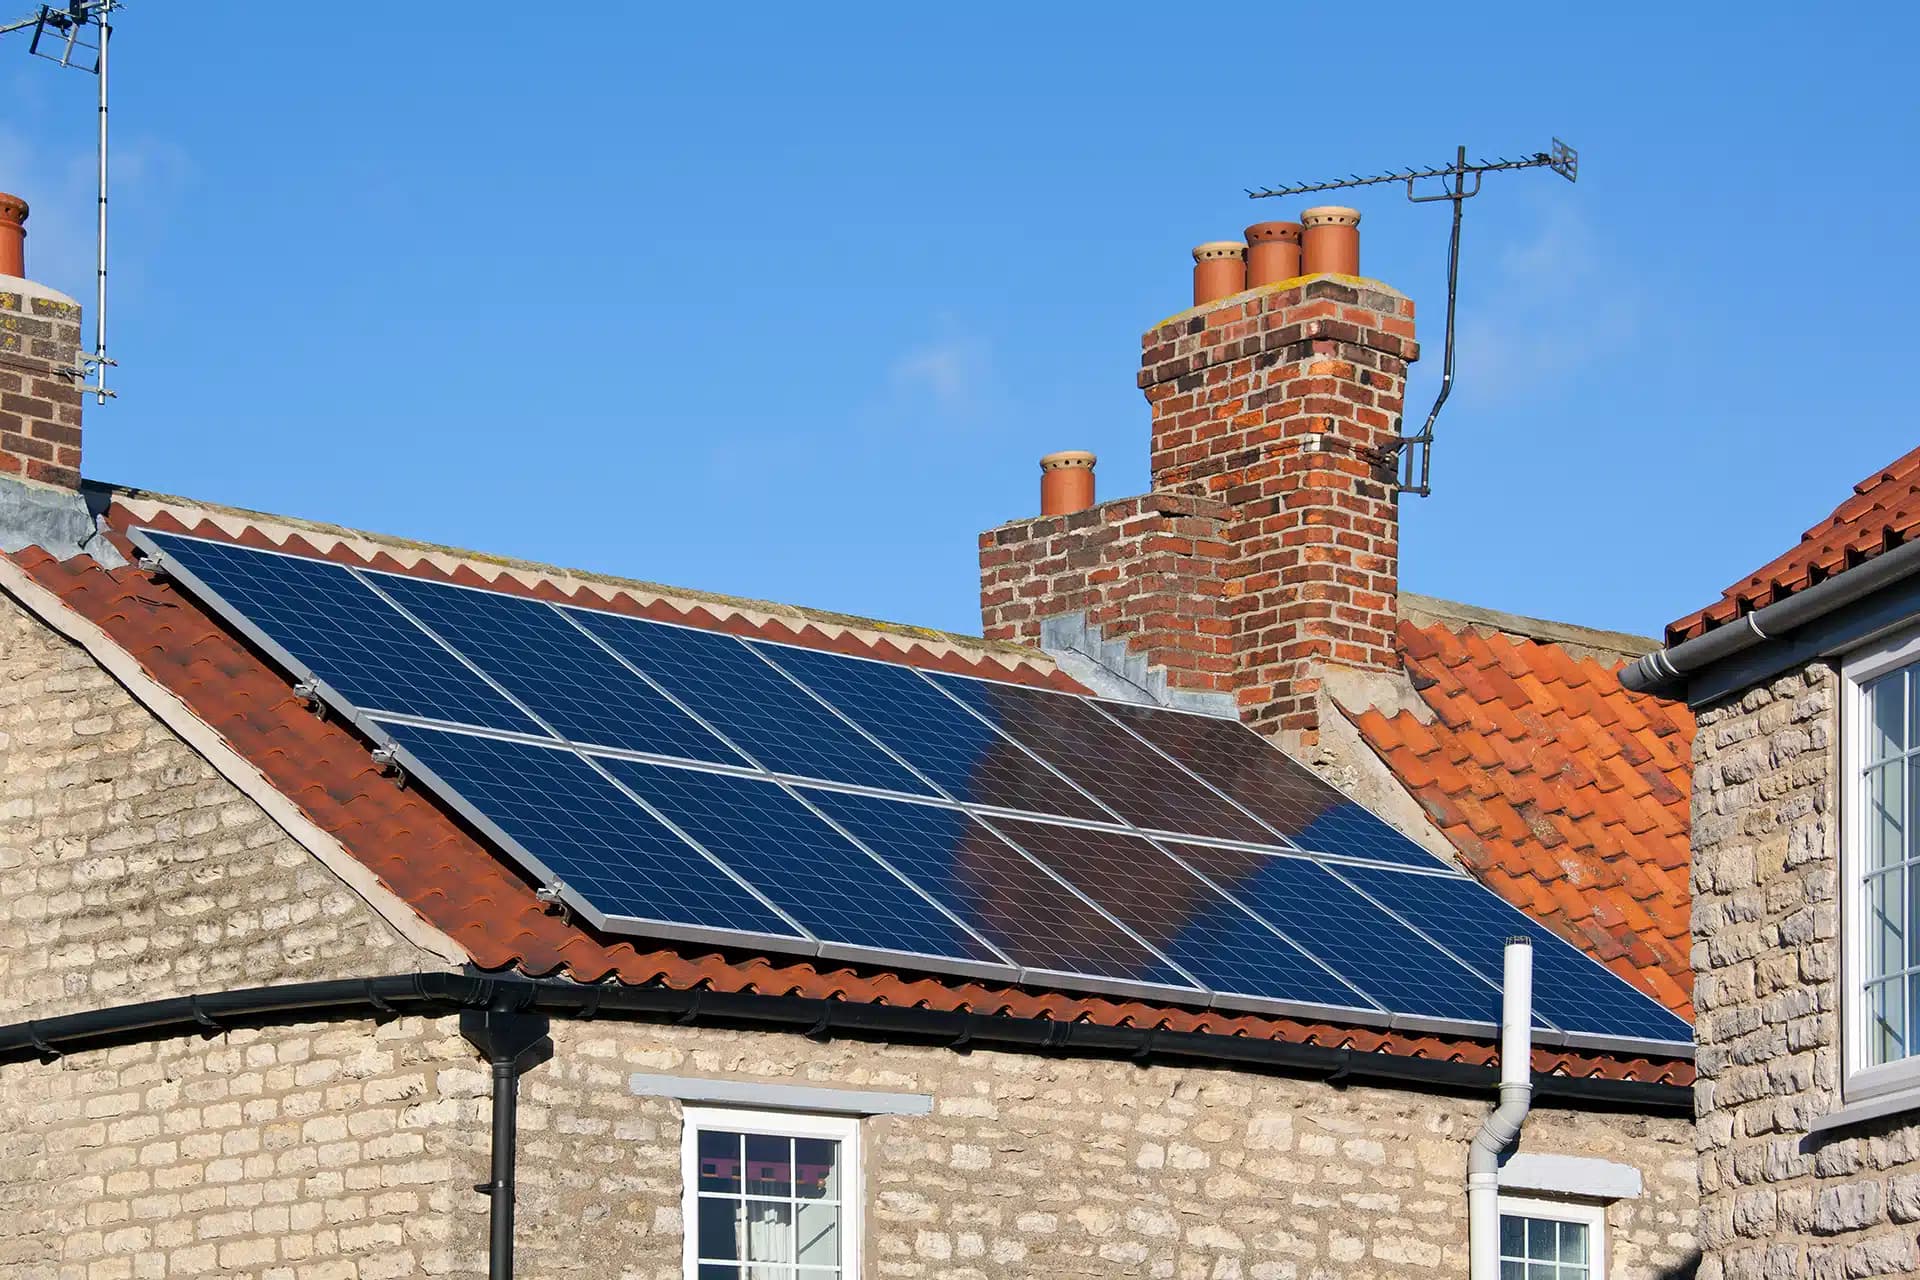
<box><xmin>0</xmin><ymin>192</ymin><xmax>26</xmax><ymax>278</ymax></box>
<box><xmin>1188</xmin><ymin>205</ymin><xmax>1362</xmax><ymax>306</ymax></box>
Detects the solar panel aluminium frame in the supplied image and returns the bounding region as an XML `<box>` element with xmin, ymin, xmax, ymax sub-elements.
<box><xmin>130</xmin><ymin>528</ymin><xmax>1694</xmax><ymax>1058</ymax></box>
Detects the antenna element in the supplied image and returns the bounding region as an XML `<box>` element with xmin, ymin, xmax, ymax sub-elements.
<box><xmin>1249</xmin><ymin>140</ymin><xmax>1577</xmax><ymax>496</ymax></box>
<box><xmin>2</xmin><ymin>1</ymin><xmax>120</xmax><ymax>404</ymax></box>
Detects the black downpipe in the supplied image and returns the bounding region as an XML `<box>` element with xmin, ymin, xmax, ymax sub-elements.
<box><xmin>460</xmin><ymin>999</ymin><xmax>552</xmax><ymax>1280</ymax></box>
<box><xmin>0</xmin><ymin>971</ymin><xmax>1692</xmax><ymax>1116</ymax></box>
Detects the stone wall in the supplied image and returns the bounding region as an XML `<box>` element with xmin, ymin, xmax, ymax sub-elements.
<box><xmin>1691</xmin><ymin>662</ymin><xmax>1920</xmax><ymax>1278</ymax></box>
<box><xmin>2</xmin><ymin>1014</ymin><xmax>1698</xmax><ymax>1280</ymax></box>
<box><xmin>0</xmin><ymin>592</ymin><xmax>435</xmax><ymax>1021</ymax></box>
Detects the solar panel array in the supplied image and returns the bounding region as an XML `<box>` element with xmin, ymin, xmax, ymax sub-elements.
<box><xmin>133</xmin><ymin>528</ymin><xmax>1693</xmax><ymax>1049</ymax></box>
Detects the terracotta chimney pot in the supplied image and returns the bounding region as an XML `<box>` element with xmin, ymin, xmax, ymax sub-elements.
<box><xmin>1300</xmin><ymin>206</ymin><xmax>1361</xmax><ymax>276</ymax></box>
<box><xmin>0</xmin><ymin>192</ymin><xmax>26</xmax><ymax>278</ymax></box>
<box><xmin>1039</xmin><ymin>450</ymin><xmax>1097</xmax><ymax>516</ymax></box>
<box><xmin>1244</xmin><ymin>221</ymin><xmax>1303</xmax><ymax>287</ymax></box>
<box><xmin>1191</xmin><ymin>241</ymin><xmax>1247</xmax><ymax>307</ymax></box>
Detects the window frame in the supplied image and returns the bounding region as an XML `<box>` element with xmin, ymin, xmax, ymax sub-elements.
<box><xmin>679</xmin><ymin>1104</ymin><xmax>863</xmax><ymax>1280</ymax></box>
<box><xmin>1495</xmin><ymin>1193</ymin><xmax>1606</xmax><ymax>1279</ymax></box>
<box><xmin>1842</xmin><ymin>624</ymin><xmax>1920</xmax><ymax>1104</ymax></box>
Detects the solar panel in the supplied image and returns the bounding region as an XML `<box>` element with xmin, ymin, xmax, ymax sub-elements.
<box><xmin>132</xmin><ymin>527</ymin><xmax>1695</xmax><ymax>1052</ymax></box>
<box><xmin>801</xmin><ymin>788</ymin><xmax>1200</xmax><ymax>997</ymax></box>
<box><xmin>371</xmin><ymin>572</ymin><xmax>748</xmax><ymax>766</ymax></box>
<box><xmin>145</xmin><ymin>531</ymin><xmax>541</xmax><ymax>734</ymax></box>
<box><xmin>592</xmin><ymin>758</ymin><xmax>1005</xmax><ymax>971</ymax></box>
<box><xmin>569</xmin><ymin>612</ymin><xmax>933</xmax><ymax>796</ymax></box>
<box><xmin>376</xmin><ymin>721</ymin><xmax>803</xmax><ymax>945</ymax></box>
<box><xmin>1096</xmin><ymin>699</ymin><xmax>1448</xmax><ymax>869</ymax></box>
<box><xmin>1333</xmin><ymin>863</ymin><xmax>1692</xmax><ymax>1043</ymax></box>
<box><xmin>986</xmin><ymin>817</ymin><xmax>1378</xmax><ymax>1015</ymax></box>
<box><xmin>929</xmin><ymin>674</ymin><xmax>1276</xmax><ymax>843</ymax></box>
<box><xmin>1160</xmin><ymin>841</ymin><xmax>1500</xmax><ymax>1024</ymax></box>
<box><xmin>749</xmin><ymin>642</ymin><xmax>1113</xmax><ymax>823</ymax></box>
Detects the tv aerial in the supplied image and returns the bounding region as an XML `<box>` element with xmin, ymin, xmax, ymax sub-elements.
<box><xmin>1</xmin><ymin>2</ymin><xmax>118</xmax><ymax>404</ymax></box>
<box><xmin>1249</xmin><ymin>140</ymin><xmax>1578</xmax><ymax>496</ymax></box>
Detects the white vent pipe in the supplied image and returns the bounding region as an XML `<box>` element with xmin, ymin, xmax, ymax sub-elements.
<box><xmin>1468</xmin><ymin>937</ymin><xmax>1534</xmax><ymax>1280</ymax></box>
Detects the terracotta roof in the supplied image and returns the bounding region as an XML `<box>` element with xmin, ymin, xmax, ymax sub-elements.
<box><xmin>1348</xmin><ymin>619</ymin><xmax>1695</xmax><ymax>1020</ymax></box>
<box><xmin>1667</xmin><ymin>443</ymin><xmax>1920</xmax><ymax>645</ymax></box>
<box><xmin>0</xmin><ymin>497</ymin><xmax>1688</xmax><ymax>1084</ymax></box>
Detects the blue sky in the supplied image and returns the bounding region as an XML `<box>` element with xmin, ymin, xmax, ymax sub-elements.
<box><xmin>4</xmin><ymin>3</ymin><xmax>1915</xmax><ymax>639</ymax></box>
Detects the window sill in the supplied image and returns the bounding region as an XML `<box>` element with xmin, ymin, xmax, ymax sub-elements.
<box><xmin>1807</xmin><ymin>1088</ymin><xmax>1920</xmax><ymax>1136</ymax></box>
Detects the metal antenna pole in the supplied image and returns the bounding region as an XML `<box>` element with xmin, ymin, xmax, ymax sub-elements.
<box><xmin>1249</xmin><ymin>139</ymin><xmax>1577</xmax><ymax>496</ymax></box>
<box><xmin>93</xmin><ymin>2</ymin><xmax>108</xmax><ymax>403</ymax></box>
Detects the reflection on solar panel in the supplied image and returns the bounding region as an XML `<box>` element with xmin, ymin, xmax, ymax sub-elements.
<box><xmin>134</xmin><ymin>527</ymin><xmax>1693</xmax><ymax>1051</ymax></box>
<box><xmin>1097</xmin><ymin>699</ymin><xmax>1447</xmax><ymax>869</ymax></box>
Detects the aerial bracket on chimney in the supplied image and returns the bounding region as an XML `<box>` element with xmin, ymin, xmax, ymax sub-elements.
<box><xmin>2</xmin><ymin>0</ymin><xmax>121</xmax><ymax>404</ymax></box>
<box><xmin>1249</xmin><ymin>139</ymin><xmax>1578</xmax><ymax>497</ymax></box>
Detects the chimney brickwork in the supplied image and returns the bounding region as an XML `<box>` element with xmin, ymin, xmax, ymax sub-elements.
<box><xmin>979</xmin><ymin>237</ymin><xmax>1418</xmax><ymax>750</ymax></box>
<box><xmin>0</xmin><ymin>284</ymin><xmax>85</xmax><ymax>490</ymax></box>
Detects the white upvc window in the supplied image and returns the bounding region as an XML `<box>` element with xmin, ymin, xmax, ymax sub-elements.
<box><xmin>680</xmin><ymin>1106</ymin><xmax>860</xmax><ymax>1280</ymax></box>
<box><xmin>1497</xmin><ymin>1194</ymin><xmax>1605</xmax><ymax>1280</ymax></box>
<box><xmin>1843</xmin><ymin>626</ymin><xmax>1920</xmax><ymax>1103</ymax></box>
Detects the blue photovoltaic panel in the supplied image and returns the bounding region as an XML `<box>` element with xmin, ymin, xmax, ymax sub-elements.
<box><xmin>930</xmin><ymin>674</ymin><xmax>1275</xmax><ymax>844</ymax></box>
<box><xmin>755</xmin><ymin>642</ymin><xmax>1112</xmax><ymax>822</ymax></box>
<box><xmin>594</xmin><ymin>758</ymin><xmax>1000</xmax><ymax>966</ymax></box>
<box><xmin>371</xmin><ymin>573</ymin><xmax>747</xmax><ymax>767</ymax></box>
<box><xmin>145</xmin><ymin>531</ymin><xmax>541</xmax><ymax>735</ymax></box>
<box><xmin>377</xmin><ymin>721</ymin><xmax>802</xmax><ymax>941</ymax></box>
<box><xmin>1334</xmin><ymin>864</ymin><xmax>1692</xmax><ymax>1043</ymax></box>
<box><xmin>1097</xmin><ymin>699</ymin><xmax>1448</xmax><ymax>869</ymax></box>
<box><xmin>801</xmin><ymin>787</ymin><xmax>1199</xmax><ymax>994</ymax></box>
<box><xmin>1163</xmin><ymin>841</ymin><xmax>1499</xmax><ymax>1024</ymax></box>
<box><xmin>569</xmin><ymin>612</ymin><xmax>933</xmax><ymax>796</ymax></box>
<box><xmin>989</xmin><ymin>818</ymin><xmax>1374</xmax><ymax>1012</ymax></box>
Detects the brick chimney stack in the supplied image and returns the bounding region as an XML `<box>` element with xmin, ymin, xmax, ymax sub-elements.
<box><xmin>0</xmin><ymin>192</ymin><xmax>86</xmax><ymax>490</ymax></box>
<box><xmin>980</xmin><ymin>207</ymin><xmax>1418</xmax><ymax>751</ymax></box>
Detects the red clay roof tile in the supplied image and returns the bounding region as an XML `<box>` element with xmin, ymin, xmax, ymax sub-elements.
<box><xmin>1348</xmin><ymin>619</ymin><xmax>1695</xmax><ymax>1022</ymax></box>
<box><xmin>1668</xmin><ymin>443</ymin><xmax>1920</xmax><ymax>643</ymax></box>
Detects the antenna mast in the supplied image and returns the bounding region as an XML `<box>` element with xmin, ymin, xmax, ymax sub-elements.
<box><xmin>1249</xmin><ymin>139</ymin><xmax>1577</xmax><ymax>496</ymax></box>
<box><xmin>2</xmin><ymin>1</ymin><xmax>119</xmax><ymax>404</ymax></box>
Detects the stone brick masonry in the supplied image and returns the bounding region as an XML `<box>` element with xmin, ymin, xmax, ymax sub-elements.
<box><xmin>1691</xmin><ymin>662</ymin><xmax>1920</xmax><ymax>1278</ymax></box>
<box><xmin>0</xmin><ymin>284</ymin><xmax>85</xmax><ymax>490</ymax></box>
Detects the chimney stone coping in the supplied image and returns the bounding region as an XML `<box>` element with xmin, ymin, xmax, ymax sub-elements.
<box><xmin>0</xmin><ymin>275</ymin><xmax>81</xmax><ymax>309</ymax></box>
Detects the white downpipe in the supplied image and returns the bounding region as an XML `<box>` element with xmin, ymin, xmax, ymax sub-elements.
<box><xmin>1468</xmin><ymin>937</ymin><xmax>1534</xmax><ymax>1280</ymax></box>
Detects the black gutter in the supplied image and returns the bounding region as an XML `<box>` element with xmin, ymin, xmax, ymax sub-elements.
<box><xmin>0</xmin><ymin>971</ymin><xmax>1692</xmax><ymax>1115</ymax></box>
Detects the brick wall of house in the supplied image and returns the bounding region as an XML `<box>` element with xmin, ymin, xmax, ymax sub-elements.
<box><xmin>0</xmin><ymin>592</ymin><xmax>437</xmax><ymax>1021</ymax></box>
<box><xmin>2</xmin><ymin>1013</ymin><xmax>1700</xmax><ymax>1280</ymax></box>
<box><xmin>1691</xmin><ymin>662</ymin><xmax>1920</xmax><ymax>1278</ymax></box>
<box><xmin>980</xmin><ymin>276</ymin><xmax>1414</xmax><ymax>751</ymax></box>
<box><xmin>0</xmin><ymin>282</ymin><xmax>85</xmax><ymax>490</ymax></box>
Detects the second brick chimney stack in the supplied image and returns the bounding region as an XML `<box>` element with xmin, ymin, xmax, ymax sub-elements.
<box><xmin>981</xmin><ymin>208</ymin><xmax>1417</xmax><ymax>751</ymax></box>
<box><xmin>0</xmin><ymin>191</ymin><xmax>86</xmax><ymax>490</ymax></box>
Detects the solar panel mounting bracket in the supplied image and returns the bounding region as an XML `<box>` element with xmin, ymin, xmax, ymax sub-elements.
<box><xmin>535</xmin><ymin>883</ymin><xmax>571</xmax><ymax>922</ymax></box>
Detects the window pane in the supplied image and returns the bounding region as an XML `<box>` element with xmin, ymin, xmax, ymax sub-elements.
<box><xmin>698</xmin><ymin>1195</ymin><xmax>744</xmax><ymax>1262</ymax></box>
<box><xmin>1870</xmin><ymin>674</ymin><xmax>1906</xmax><ymax>762</ymax></box>
<box><xmin>797</xmin><ymin>1199</ymin><xmax>840</xmax><ymax>1267</ymax></box>
<box><xmin>744</xmin><ymin>1134</ymin><xmax>793</xmax><ymax>1197</ymax></box>
<box><xmin>699</xmin><ymin>1130</ymin><xmax>743</xmax><ymax>1195</ymax></box>
<box><xmin>741</xmin><ymin>1200</ymin><xmax>794</xmax><ymax>1264</ymax></box>
<box><xmin>795</xmin><ymin>1137</ymin><xmax>840</xmax><ymax>1201</ymax></box>
<box><xmin>1869</xmin><ymin>868</ymin><xmax>1907</xmax><ymax>980</ymax></box>
<box><xmin>1870</xmin><ymin>977</ymin><xmax>1909</xmax><ymax>1064</ymax></box>
<box><xmin>1500</xmin><ymin>1215</ymin><xmax>1524</xmax><ymax>1257</ymax></box>
<box><xmin>698</xmin><ymin>1267</ymin><xmax>741</xmax><ymax>1280</ymax></box>
<box><xmin>1868</xmin><ymin>764</ymin><xmax>1907</xmax><ymax>872</ymax></box>
<box><xmin>1501</xmin><ymin>1264</ymin><xmax>1524</xmax><ymax>1280</ymax></box>
<box><xmin>1527</xmin><ymin>1219</ymin><xmax>1556</xmax><ymax>1259</ymax></box>
<box><xmin>1558</xmin><ymin>1220</ymin><xmax>1588</xmax><ymax>1264</ymax></box>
